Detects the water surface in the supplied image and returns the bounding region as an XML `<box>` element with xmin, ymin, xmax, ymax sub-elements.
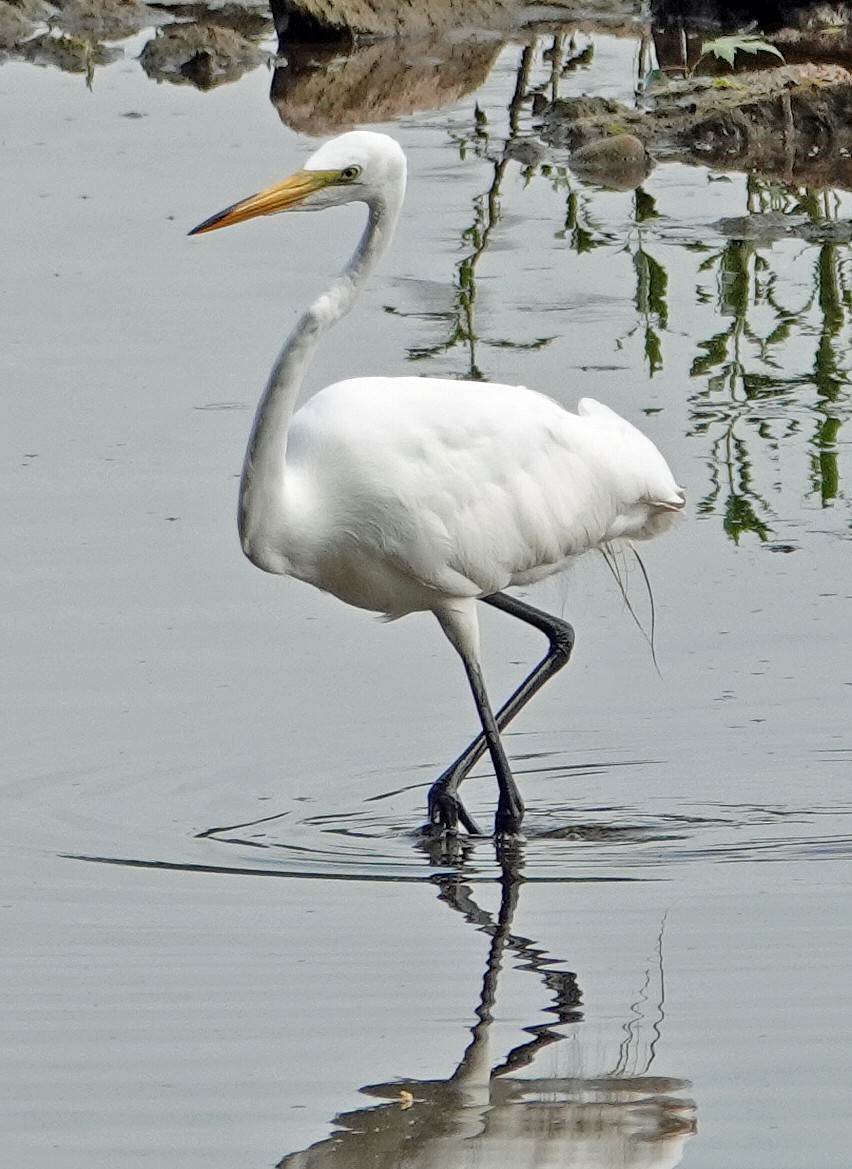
<box><xmin>1</xmin><ymin>23</ymin><xmax>850</xmax><ymax>1169</ymax></box>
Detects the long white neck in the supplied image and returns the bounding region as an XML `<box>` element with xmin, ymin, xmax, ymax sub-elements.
<box><xmin>238</xmin><ymin>192</ymin><xmax>402</xmax><ymax>572</ymax></box>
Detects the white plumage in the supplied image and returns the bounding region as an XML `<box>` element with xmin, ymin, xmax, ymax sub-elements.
<box><xmin>191</xmin><ymin>131</ymin><xmax>684</xmax><ymax>838</ymax></box>
<box><xmin>283</xmin><ymin>381</ymin><xmax>681</xmax><ymax>612</ymax></box>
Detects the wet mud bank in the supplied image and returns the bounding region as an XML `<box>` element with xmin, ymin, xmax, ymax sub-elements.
<box><xmin>267</xmin><ymin>0</ymin><xmax>521</xmax><ymax>42</ymax></box>
<box><xmin>543</xmin><ymin>63</ymin><xmax>852</xmax><ymax>190</ymax></box>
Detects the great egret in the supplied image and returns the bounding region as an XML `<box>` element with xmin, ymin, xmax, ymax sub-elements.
<box><xmin>190</xmin><ymin>130</ymin><xmax>684</xmax><ymax>838</ymax></box>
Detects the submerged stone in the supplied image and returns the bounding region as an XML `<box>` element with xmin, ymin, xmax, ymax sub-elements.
<box><xmin>570</xmin><ymin>133</ymin><xmax>652</xmax><ymax>189</ymax></box>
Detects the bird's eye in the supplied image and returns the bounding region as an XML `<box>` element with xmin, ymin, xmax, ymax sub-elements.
<box><xmin>339</xmin><ymin>166</ymin><xmax>361</xmax><ymax>182</ymax></box>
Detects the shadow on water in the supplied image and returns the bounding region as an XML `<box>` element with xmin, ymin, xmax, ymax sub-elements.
<box><xmin>276</xmin><ymin>846</ymin><xmax>697</xmax><ymax>1169</ymax></box>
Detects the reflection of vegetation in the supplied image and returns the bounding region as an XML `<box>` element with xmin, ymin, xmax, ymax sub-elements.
<box><xmin>406</xmin><ymin>117</ymin><xmax>514</xmax><ymax>380</ymax></box>
<box><xmin>405</xmin><ymin>46</ymin><xmax>551</xmax><ymax>379</ymax></box>
<box><xmin>688</xmin><ymin>176</ymin><xmax>851</xmax><ymax>540</ymax></box>
<box><xmin>621</xmin><ymin>188</ymin><xmax>668</xmax><ymax>375</ymax></box>
<box><xmin>554</xmin><ymin>181</ymin><xmax>616</xmax><ymax>252</ymax></box>
<box><xmin>409</xmin><ymin>36</ymin><xmax>851</xmax><ymax>539</ymax></box>
<box><xmin>408</xmin><ymin>34</ymin><xmax>670</xmax><ymax>380</ymax></box>
<box><xmin>633</xmin><ymin>243</ymin><xmax>668</xmax><ymax>374</ymax></box>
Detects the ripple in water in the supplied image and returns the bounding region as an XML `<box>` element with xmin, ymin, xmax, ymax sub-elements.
<box><xmin>180</xmin><ymin>797</ymin><xmax>852</xmax><ymax>883</ymax></box>
<box><xmin>46</xmin><ymin>750</ymin><xmax>852</xmax><ymax>884</ymax></box>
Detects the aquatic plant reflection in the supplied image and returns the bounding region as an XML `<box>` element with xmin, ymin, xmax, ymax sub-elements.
<box><xmin>397</xmin><ymin>34</ymin><xmax>648</xmax><ymax>380</ymax></box>
<box><xmin>689</xmin><ymin>175</ymin><xmax>852</xmax><ymax>539</ymax></box>
<box><xmin>412</xmin><ymin>35</ymin><xmax>851</xmax><ymax>539</ymax></box>
<box><xmin>276</xmin><ymin>846</ymin><xmax>697</xmax><ymax>1169</ymax></box>
<box><xmin>401</xmin><ymin>45</ymin><xmax>559</xmax><ymax>379</ymax></box>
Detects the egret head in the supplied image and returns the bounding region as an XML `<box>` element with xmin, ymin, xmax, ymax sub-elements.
<box><xmin>189</xmin><ymin>131</ymin><xmax>407</xmax><ymax>236</ymax></box>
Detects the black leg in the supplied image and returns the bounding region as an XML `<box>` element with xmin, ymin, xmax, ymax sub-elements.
<box><xmin>426</xmin><ymin>591</ymin><xmax>575</xmax><ymax>835</ymax></box>
<box><xmin>462</xmin><ymin>656</ymin><xmax>525</xmax><ymax>836</ymax></box>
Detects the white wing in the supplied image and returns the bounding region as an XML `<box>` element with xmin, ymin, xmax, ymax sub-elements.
<box><xmin>282</xmin><ymin>378</ymin><xmax>683</xmax><ymax>615</ymax></box>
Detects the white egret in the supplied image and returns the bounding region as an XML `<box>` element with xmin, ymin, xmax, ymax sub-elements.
<box><xmin>190</xmin><ymin>131</ymin><xmax>684</xmax><ymax>838</ymax></box>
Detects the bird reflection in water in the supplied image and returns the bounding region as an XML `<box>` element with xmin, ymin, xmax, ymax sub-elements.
<box><xmin>277</xmin><ymin>843</ymin><xmax>697</xmax><ymax>1169</ymax></box>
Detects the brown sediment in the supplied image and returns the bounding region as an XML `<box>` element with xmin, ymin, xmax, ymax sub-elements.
<box><xmin>269</xmin><ymin>0</ymin><xmax>518</xmax><ymax>41</ymax></box>
<box><xmin>541</xmin><ymin>63</ymin><xmax>852</xmax><ymax>190</ymax></box>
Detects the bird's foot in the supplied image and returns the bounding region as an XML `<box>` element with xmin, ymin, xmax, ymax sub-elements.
<box><xmin>494</xmin><ymin>795</ymin><xmax>524</xmax><ymax>839</ymax></box>
<box><xmin>423</xmin><ymin>783</ymin><xmax>481</xmax><ymax>837</ymax></box>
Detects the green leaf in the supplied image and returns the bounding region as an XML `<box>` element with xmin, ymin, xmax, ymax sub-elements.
<box><xmin>699</xmin><ymin>35</ymin><xmax>785</xmax><ymax>69</ymax></box>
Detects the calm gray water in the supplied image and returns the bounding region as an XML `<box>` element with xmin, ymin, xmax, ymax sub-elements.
<box><xmin>1</xmin><ymin>25</ymin><xmax>850</xmax><ymax>1169</ymax></box>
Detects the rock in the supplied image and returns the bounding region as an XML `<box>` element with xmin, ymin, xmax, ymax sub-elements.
<box><xmin>541</xmin><ymin>63</ymin><xmax>852</xmax><ymax>189</ymax></box>
<box><xmin>715</xmin><ymin>211</ymin><xmax>852</xmax><ymax>242</ymax></box>
<box><xmin>569</xmin><ymin>133</ymin><xmax>652</xmax><ymax>188</ymax></box>
<box><xmin>651</xmin><ymin>0</ymin><xmax>852</xmax><ymax>32</ymax></box>
<box><xmin>539</xmin><ymin>94</ymin><xmax>627</xmax><ymax>150</ymax></box>
<box><xmin>139</xmin><ymin>22</ymin><xmax>271</xmax><ymax>88</ymax></box>
<box><xmin>0</xmin><ymin>1</ymin><xmax>31</xmax><ymax>47</ymax></box>
<box><xmin>18</xmin><ymin>31</ymin><xmax>122</xmax><ymax>71</ymax></box>
<box><xmin>504</xmin><ymin>137</ymin><xmax>546</xmax><ymax>168</ymax></box>
<box><xmin>0</xmin><ymin>0</ymin><xmax>52</xmax><ymax>49</ymax></box>
<box><xmin>270</xmin><ymin>0</ymin><xmax>519</xmax><ymax>42</ymax></box>
<box><xmin>51</xmin><ymin>0</ymin><xmax>167</xmax><ymax>40</ymax></box>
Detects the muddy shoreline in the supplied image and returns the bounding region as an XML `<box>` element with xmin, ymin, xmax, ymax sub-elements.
<box><xmin>545</xmin><ymin>63</ymin><xmax>852</xmax><ymax>190</ymax></box>
<box><xmin>3</xmin><ymin>0</ymin><xmax>852</xmax><ymax>186</ymax></box>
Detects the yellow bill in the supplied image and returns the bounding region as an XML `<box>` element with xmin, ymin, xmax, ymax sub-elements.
<box><xmin>189</xmin><ymin>169</ymin><xmax>339</xmax><ymax>235</ymax></box>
